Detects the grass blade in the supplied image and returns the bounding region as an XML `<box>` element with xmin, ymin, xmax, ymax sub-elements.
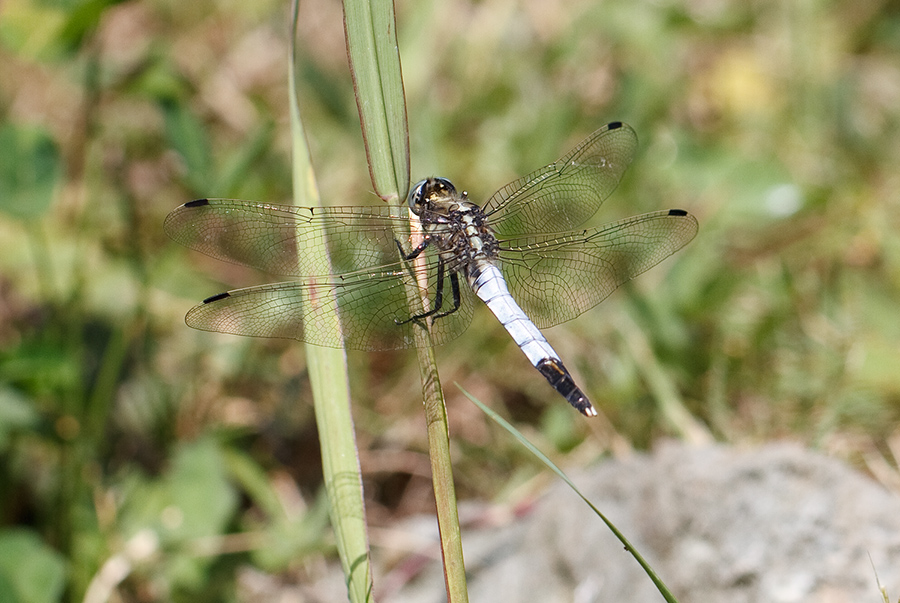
<box><xmin>342</xmin><ymin>0</ymin><xmax>468</xmax><ymax>600</ymax></box>
<box><xmin>342</xmin><ymin>0</ymin><xmax>409</xmax><ymax>202</ymax></box>
<box><xmin>291</xmin><ymin>3</ymin><xmax>373</xmax><ymax>602</ymax></box>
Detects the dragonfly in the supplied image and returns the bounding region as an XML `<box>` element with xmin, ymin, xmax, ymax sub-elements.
<box><xmin>164</xmin><ymin>121</ymin><xmax>698</xmax><ymax>417</ymax></box>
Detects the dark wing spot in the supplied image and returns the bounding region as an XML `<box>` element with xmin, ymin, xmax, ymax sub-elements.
<box><xmin>202</xmin><ymin>291</ymin><xmax>231</xmax><ymax>304</ymax></box>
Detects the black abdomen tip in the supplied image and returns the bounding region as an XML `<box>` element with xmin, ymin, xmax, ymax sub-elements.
<box><xmin>536</xmin><ymin>358</ymin><xmax>596</xmax><ymax>417</ymax></box>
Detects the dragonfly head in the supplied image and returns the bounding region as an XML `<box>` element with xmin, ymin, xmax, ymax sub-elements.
<box><xmin>408</xmin><ymin>177</ymin><xmax>458</xmax><ymax>215</ymax></box>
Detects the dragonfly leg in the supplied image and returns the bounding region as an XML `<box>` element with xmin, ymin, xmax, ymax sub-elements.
<box><xmin>395</xmin><ymin>237</ymin><xmax>431</xmax><ymax>261</ymax></box>
<box><xmin>432</xmin><ymin>271</ymin><xmax>461</xmax><ymax>319</ymax></box>
<box><xmin>395</xmin><ymin>258</ymin><xmax>448</xmax><ymax>325</ymax></box>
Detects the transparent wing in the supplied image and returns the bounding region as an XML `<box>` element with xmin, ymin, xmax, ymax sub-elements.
<box><xmin>498</xmin><ymin>210</ymin><xmax>699</xmax><ymax>329</ymax></box>
<box><xmin>484</xmin><ymin>122</ymin><xmax>638</xmax><ymax>236</ymax></box>
<box><xmin>165</xmin><ymin>198</ymin><xmax>474</xmax><ymax>349</ymax></box>
<box><xmin>164</xmin><ymin>198</ymin><xmax>411</xmax><ymax>277</ymax></box>
<box><xmin>183</xmin><ymin>265</ymin><xmax>475</xmax><ymax>351</ymax></box>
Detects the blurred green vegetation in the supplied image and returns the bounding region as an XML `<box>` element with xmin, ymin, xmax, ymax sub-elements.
<box><xmin>1</xmin><ymin>0</ymin><xmax>899</xmax><ymax>600</ymax></box>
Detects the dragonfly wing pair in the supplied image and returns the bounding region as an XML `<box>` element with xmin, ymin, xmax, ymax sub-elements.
<box><xmin>164</xmin><ymin>122</ymin><xmax>698</xmax><ymax>412</ymax></box>
<box><xmin>163</xmin><ymin>199</ymin><xmax>475</xmax><ymax>350</ymax></box>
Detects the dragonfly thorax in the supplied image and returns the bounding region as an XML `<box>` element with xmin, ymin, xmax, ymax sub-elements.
<box><xmin>407</xmin><ymin>177</ymin><xmax>499</xmax><ymax>269</ymax></box>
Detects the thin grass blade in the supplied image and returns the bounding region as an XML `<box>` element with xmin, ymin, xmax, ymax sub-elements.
<box><xmin>291</xmin><ymin>3</ymin><xmax>374</xmax><ymax>602</ymax></box>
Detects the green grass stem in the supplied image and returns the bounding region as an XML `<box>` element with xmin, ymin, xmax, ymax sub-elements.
<box><xmin>290</xmin><ymin>4</ymin><xmax>374</xmax><ymax>602</ymax></box>
<box><xmin>343</xmin><ymin>0</ymin><xmax>468</xmax><ymax>599</ymax></box>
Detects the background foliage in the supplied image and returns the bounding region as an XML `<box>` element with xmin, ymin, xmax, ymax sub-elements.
<box><xmin>1</xmin><ymin>0</ymin><xmax>899</xmax><ymax>600</ymax></box>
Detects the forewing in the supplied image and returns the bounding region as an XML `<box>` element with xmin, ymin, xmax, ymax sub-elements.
<box><xmin>164</xmin><ymin>199</ymin><xmax>407</xmax><ymax>277</ymax></box>
<box><xmin>484</xmin><ymin>122</ymin><xmax>638</xmax><ymax>236</ymax></box>
<box><xmin>183</xmin><ymin>261</ymin><xmax>475</xmax><ymax>351</ymax></box>
<box><xmin>498</xmin><ymin>210</ymin><xmax>699</xmax><ymax>328</ymax></box>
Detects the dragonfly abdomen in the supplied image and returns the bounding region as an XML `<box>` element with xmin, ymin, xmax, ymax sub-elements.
<box><xmin>467</xmin><ymin>261</ymin><xmax>596</xmax><ymax>416</ymax></box>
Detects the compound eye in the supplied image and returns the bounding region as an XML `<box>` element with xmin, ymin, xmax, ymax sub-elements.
<box><xmin>407</xmin><ymin>179</ymin><xmax>427</xmax><ymax>212</ymax></box>
<box><xmin>434</xmin><ymin>177</ymin><xmax>457</xmax><ymax>196</ymax></box>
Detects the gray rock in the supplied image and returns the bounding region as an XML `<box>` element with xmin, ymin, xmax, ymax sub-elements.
<box><xmin>382</xmin><ymin>443</ymin><xmax>900</xmax><ymax>603</ymax></box>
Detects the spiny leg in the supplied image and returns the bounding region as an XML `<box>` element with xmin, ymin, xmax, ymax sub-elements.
<box><xmin>393</xmin><ymin>237</ymin><xmax>461</xmax><ymax>324</ymax></box>
<box><xmin>395</xmin><ymin>258</ymin><xmax>448</xmax><ymax>325</ymax></box>
<box><xmin>395</xmin><ymin>238</ymin><xmax>430</xmax><ymax>261</ymax></box>
<box><xmin>432</xmin><ymin>271</ymin><xmax>461</xmax><ymax>319</ymax></box>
